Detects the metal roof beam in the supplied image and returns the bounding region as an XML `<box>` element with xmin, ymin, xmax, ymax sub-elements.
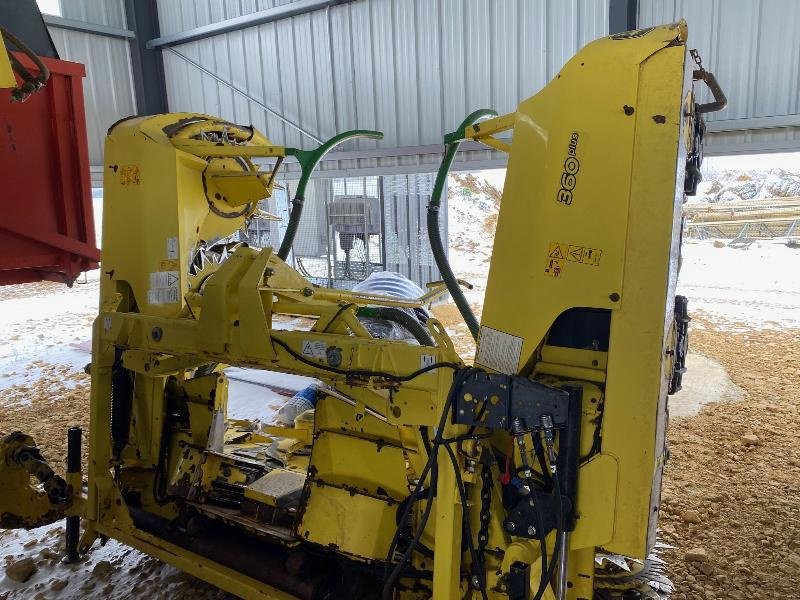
<box><xmin>166</xmin><ymin>46</ymin><xmax>322</xmax><ymax>144</ymax></box>
<box><xmin>147</xmin><ymin>0</ymin><xmax>357</xmax><ymax>49</ymax></box>
<box><xmin>295</xmin><ymin>140</ymin><xmax>510</xmax><ymax>162</ymax></box>
<box><xmin>42</xmin><ymin>14</ymin><xmax>134</xmax><ymax>39</ymax></box>
<box><xmin>126</xmin><ymin>0</ymin><xmax>168</xmax><ymax>115</ymax></box>
<box><xmin>705</xmin><ymin>114</ymin><xmax>800</xmax><ymax>133</ymax></box>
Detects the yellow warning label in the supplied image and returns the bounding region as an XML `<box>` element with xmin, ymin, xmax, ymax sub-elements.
<box><xmin>546</xmin><ymin>241</ymin><xmax>603</xmax><ymax>276</ymax></box>
<box><xmin>548</xmin><ymin>242</ymin><xmax>568</xmax><ymax>260</ymax></box>
<box><xmin>580</xmin><ymin>247</ymin><xmax>602</xmax><ymax>266</ymax></box>
<box><xmin>120</xmin><ymin>164</ymin><xmax>140</xmax><ymax>186</ymax></box>
<box><xmin>159</xmin><ymin>259</ymin><xmax>180</xmax><ymax>271</ymax></box>
<box><xmin>567</xmin><ymin>245</ymin><xmax>584</xmax><ymax>263</ymax></box>
<box><xmin>544</xmin><ymin>258</ymin><xmax>564</xmax><ymax>278</ymax></box>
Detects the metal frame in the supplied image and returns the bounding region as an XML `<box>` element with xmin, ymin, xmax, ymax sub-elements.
<box><xmin>125</xmin><ymin>0</ymin><xmax>168</xmax><ymax>115</ymax></box>
<box><xmin>277</xmin><ymin>154</ymin><xmax>509</xmax><ymax>180</ymax></box>
<box><xmin>42</xmin><ymin>14</ymin><xmax>134</xmax><ymax>39</ymax></box>
<box><xmin>705</xmin><ymin>114</ymin><xmax>800</xmax><ymax>132</ymax></box>
<box><xmin>166</xmin><ymin>46</ymin><xmax>321</xmax><ymax>143</ymax></box>
<box><xmin>609</xmin><ymin>0</ymin><xmax>638</xmax><ymax>34</ymax></box>
<box><xmin>146</xmin><ymin>0</ymin><xmax>358</xmax><ymax>49</ymax></box>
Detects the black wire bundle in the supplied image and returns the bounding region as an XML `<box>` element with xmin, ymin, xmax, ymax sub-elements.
<box><xmin>528</xmin><ymin>433</ymin><xmax>565</xmax><ymax>600</ymax></box>
<box><xmin>380</xmin><ymin>366</ymin><xmax>489</xmax><ymax>600</ymax></box>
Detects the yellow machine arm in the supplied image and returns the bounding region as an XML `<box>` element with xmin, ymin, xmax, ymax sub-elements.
<box><xmin>3</xmin><ymin>21</ymin><xmax>725</xmax><ymax>600</ymax></box>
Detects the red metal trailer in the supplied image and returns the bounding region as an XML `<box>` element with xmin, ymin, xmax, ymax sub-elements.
<box><xmin>0</xmin><ymin>52</ymin><xmax>100</xmax><ymax>286</ymax></box>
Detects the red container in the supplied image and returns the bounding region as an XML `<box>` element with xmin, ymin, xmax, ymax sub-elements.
<box><xmin>0</xmin><ymin>52</ymin><xmax>100</xmax><ymax>286</ymax></box>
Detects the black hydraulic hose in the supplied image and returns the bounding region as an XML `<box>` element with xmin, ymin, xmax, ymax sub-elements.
<box><xmin>277</xmin><ymin>194</ymin><xmax>305</xmax><ymax>261</ymax></box>
<box><xmin>444</xmin><ymin>442</ymin><xmax>489</xmax><ymax>600</ymax></box>
<box><xmin>381</xmin><ymin>367</ymin><xmax>482</xmax><ymax>599</ymax></box>
<box><xmin>365</xmin><ymin>306</ymin><xmax>435</xmax><ymax>347</ymax></box>
<box><xmin>428</xmin><ymin>109</ymin><xmax>496</xmax><ymax>341</ymax></box>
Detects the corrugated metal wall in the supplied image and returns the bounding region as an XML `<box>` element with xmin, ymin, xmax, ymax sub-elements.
<box><xmin>42</xmin><ymin>0</ymin><xmax>137</xmax><ymax>182</ymax></box>
<box><xmin>158</xmin><ymin>0</ymin><xmax>609</xmax><ymax>175</ymax></box>
<box><xmin>639</xmin><ymin>0</ymin><xmax>800</xmax><ymax>155</ymax></box>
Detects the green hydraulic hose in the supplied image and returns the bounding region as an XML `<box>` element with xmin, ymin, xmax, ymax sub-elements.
<box><xmin>277</xmin><ymin>129</ymin><xmax>383</xmax><ymax>261</ymax></box>
<box><xmin>428</xmin><ymin>109</ymin><xmax>497</xmax><ymax>341</ymax></box>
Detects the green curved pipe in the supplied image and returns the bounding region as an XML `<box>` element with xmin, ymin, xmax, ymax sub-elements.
<box><xmin>277</xmin><ymin>129</ymin><xmax>384</xmax><ymax>261</ymax></box>
<box><xmin>428</xmin><ymin>109</ymin><xmax>498</xmax><ymax>341</ymax></box>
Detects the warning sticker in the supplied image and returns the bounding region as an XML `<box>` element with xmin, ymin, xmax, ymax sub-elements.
<box><xmin>548</xmin><ymin>242</ymin><xmax>567</xmax><ymax>260</ymax></box>
<box><xmin>580</xmin><ymin>247</ymin><xmax>602</xmax><ymax>266</ymax></box>
<box><xmin>420</xmin><ymin>354</ymin><xmax>436</xmax><ymax>369</ymax></box>
<box><xmin>160</xmin><ymin>259</ymin><xmax>179</xmax><ymax>271</ymax></box>
<box><xmin>120</xmin><ymin>165</ymin><xmax>140</xmax><ymax>186</ymax></box>
<box><xmin>148</xmin><ymin>271</ymin><xmax>180</xmax><ymax>304</ymax></box>
<box><xmin>301</xmin><ymin>340</ymin><xmax>327</xmax><ymax>359</ymax></box>
<box><xmin>166</xmin><ymin>237</ymin><xmax>179</xmax><ymax>260</ymax></box>
<box><xmin>545</xmin><ymin>241</ymin><xmax>602</xmax><ymax>276</ymax></box>
<box><xmin>544</xmin><ymin>258</ymin><xmax>564</xmax><ymax>278</ymax></box>
<box><xmin>567</xmin><ymin>245</ymin><xmax>584</xmax><ymax>262</ymax></box>
<box><xmin>475</xmin><ymin>327</ymin><xmax>523</xmax><ymax>375</ymax></box>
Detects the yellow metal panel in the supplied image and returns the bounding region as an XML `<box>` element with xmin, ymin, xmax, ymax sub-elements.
<box><xmin>307</xmin><ymin>429</ymin><xmax>408</xmax><ymax>498</ymax></box>
<box><xmin>478</xmin><ymin>22</ymin><xmax>691</xmax><ymax>560</ymax></box>
<box><xmin>602</xmin><ymin>41</ymin><xmax>692</xmax><ymax>557</ymax></box>
<box><xmin>299</xmin><ymin>483</ymin><xmax>399</xmax><ymax>561</ymax></box>
<box><xmin>0</xmin><ymin>38</ymin><xmax>15</xmax><ymax>88</ymax></box>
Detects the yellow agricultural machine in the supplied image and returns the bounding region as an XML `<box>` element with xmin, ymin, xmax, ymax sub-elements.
<box><xmin>1</xmin><ymin>21</ymin><xmax>724</xmax><ymax>600</ymax></box>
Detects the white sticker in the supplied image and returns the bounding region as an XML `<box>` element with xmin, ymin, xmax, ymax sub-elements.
<box><xmin>103</xmin><ymin>316</ymin><xmax>112</xmax><ymax>332</ymax></box>
<box><xmin>475</xmin><ymin>326</ymin><xmax>524</xmax><ymax>375</ymax></box>
<box><xmin>301</xmin><ymin>340</ymin><xmax>327</xmax><ymax>359</ymax></box>
<box><xmin>166</xmin><ymin>237</ymin><xmax>179</xmax><ymax>260</ymax></box>
<box><xmin>148</xmin><ymin>271</ymin><xmax>180</xmax><ymax>304</ymax></box>
<box><xmin>420</xmin><ymin>354</ymin><xmax>436</xmax><ymax>368</ymax></box>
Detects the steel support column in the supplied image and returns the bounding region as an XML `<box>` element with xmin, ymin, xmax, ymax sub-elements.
<box><xmin>125</xmin><ymin>0</ymin><xmax>168</xmax><ymax>115</ymax></box>
<box><xmin>609</xmin><ymin>0</ymin><xmax>638</xmax><ymax>34</ymax></box>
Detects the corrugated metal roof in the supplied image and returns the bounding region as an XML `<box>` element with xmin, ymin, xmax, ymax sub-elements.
<box><xmin>639</xmin><ymin>0</ymin><xmax>800</xmax><ymax>155</ymax></box>
<box><xmin>159</xmin><ymin>0</ymin><xmax>609</xmax><ymax>173</ymax></box>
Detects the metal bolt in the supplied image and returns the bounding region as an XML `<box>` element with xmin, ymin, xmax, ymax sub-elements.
<box><xmin>505</xmin><ymin>521</ymin><xmax>516</xmax><ymax>533</ymax></box>
<box><xmin>527</xmin><ymin>525</ymin><xmax>537</xmax><ymax>536</ymax></box>
<box><xmin>470</xmin><ymin>575</ymin><xmax>481</xmax><ymax>589</ymax></box>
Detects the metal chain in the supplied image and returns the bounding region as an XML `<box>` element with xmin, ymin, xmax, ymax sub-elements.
<box><xmin>477</xmin><ymin>459</ymin><xmax>494</xmax><ymax>558</ymax></box>
<box><xmin>690</xmin><ymin>48</ymin><xmax>703</xmax><ymax>70</ymax></box>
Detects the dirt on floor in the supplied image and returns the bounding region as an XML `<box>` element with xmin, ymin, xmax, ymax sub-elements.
<box><xmin>658</xmin><ymin>317</ymin><xmax>800</xmax><ymax>600</ymax></box>
<box><xmin>0</xmin><ymin>363</ymin><xmax>90</xmax><ymax>476</ymax></box>
<box><xmin>1</xmin><ymin>312</ymin><xmax>798</xmax><ymax>598</ymax></box>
